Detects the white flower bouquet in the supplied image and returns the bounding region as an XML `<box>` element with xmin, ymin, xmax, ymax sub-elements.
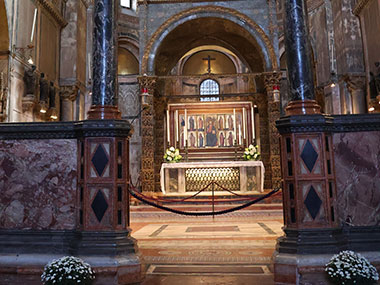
<box><xmin>41</xmin><ymin>256</ymin><xmax>95</xmax><ymax>285</ymax></box>
<box><xmin>325</xmin><ymin>250</ymin><xmax>379</xmax><ymax>284</ymax></box>
<box><xmin>243</xmin><ymin>144</ymin><xmax>260</xmax><ymax>161</ymax></box>
<box><xmin>163</xmin><ymin>146</ymin><xmax>182</xmax><ymax>163</ymax></box>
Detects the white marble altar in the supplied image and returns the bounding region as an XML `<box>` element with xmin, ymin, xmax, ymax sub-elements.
<box><xmin>160</xmin><ymin>161</ymin><xmax>265</xmax><ymax>194</ymax></box>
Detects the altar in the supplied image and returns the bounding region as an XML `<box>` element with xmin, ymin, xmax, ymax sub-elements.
<box><xmin>160</xmin><ymin>161</ymin><xmax>264</xmax><ymax>194</ymax></box>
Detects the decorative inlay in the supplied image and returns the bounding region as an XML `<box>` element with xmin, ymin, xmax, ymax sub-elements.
<box><xmin>304</xmin><ymin>186</ymin><xmax>322</xmax><ymax>220</ymax></box>
<box><xmin>301</xmin><ymin>140</ymin><xmax>318</xmax><ymax>173</ymax></box>
<box><xmin>91</xmin><ymin>190</ymin><xmax>109</xmax><ymax>222</ymax></box>
<box><xmin>92</xmin><ymin>145</ymin><xmax>109</xmax><ymax>176</ymax></box>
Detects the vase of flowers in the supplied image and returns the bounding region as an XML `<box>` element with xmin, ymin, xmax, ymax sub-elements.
<box><xmin>325</xmin><ymin>250</ymin><xmax>379</xmax><ymax>285</ymax></box>
<box><xmin>163</xmin><ymin>146</ymin><xmax>182</xmax><ymax>163</ymax></box>
<box><xmin>41</xmin><ymin>256</ymin><xmax>95</xmax><ymax>285</ymax></box>
<box><xmin>243</xmin><ymin>144</ymin><xmax>260</xmax><ymax>161</ymax></box>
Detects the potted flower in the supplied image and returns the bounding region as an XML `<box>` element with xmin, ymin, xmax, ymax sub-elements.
<box><xmin>243</xmin><ymin>144</ymin><xmax>260</xmax><ymax>161</ymax></box>
<box><xmin>41</xmin><ymin>256</ymin><xmax>95</xmax><ymax>285</ymax></box>
<box><xmin>325</xmin><ymin>250</ymin><xmax>379</xmax><ymax>284</ymax></box>
<box><xmin>163</xmin><ymin>146</ymin><xmax>182</xmax><ymax>163</ymax></box>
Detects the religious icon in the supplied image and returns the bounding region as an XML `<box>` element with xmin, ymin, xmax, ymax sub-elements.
<box><xmin>219</xmin><ymin>132</ymin><xmax>225</xmax><ymax>147</ymax></box>
<box><xmin>227</xmin><ymin>131</ymin><xmax>234</xmax><ymax>147</ymax></box>
<box><xmin>227</xmin><ymin>115</ymin><xmax>234</xmax><ymax>130</ymax></box>
<box><xmin>198</xmin><ymin>133</ymin><xmax>204</xmax><ymax>148</ymax></box>
<box><xmin>218</xmin><ymin>115</ymin><xmax>224</xmax><ymax>130</ymax></box>
<box><xmin>205</xmin><ymin>116</ymin><xmax>217</xmax><ymax>147</ymax></box>
<box><xmin>189</xmin><ymin>116</ymin><xmax>195</xmax><ymax>131</ymax></box>
<box><xmin>198</xmin><ymin>116</ymin><xmax>204</xmax><ymax>131</ymax></box>
<box><xmin>189</xmin><ymin>132</ymin><xmax>196</xmax><ymax>148</ymax></box>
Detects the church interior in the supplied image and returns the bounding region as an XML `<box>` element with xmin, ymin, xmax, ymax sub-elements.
<box><xmin>0</xmin><ymin>0</ymin><xmax>379</xmax><ymax>284</ymax></box>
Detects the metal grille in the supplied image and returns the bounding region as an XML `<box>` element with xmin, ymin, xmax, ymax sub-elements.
<box><xmin>200</xmin><ymin>79</ymin><xmax>219</xmax><ymax>102</ymax></box>
<box><xmin>185</xmin><ymin>167</ymin><xmax>240</xmax><ymax>192</ymax></box>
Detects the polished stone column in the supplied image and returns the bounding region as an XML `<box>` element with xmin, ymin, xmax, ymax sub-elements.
<box><xmin>274</xmin><ymin>1</ymin><xmax>343</xmax><ymax>284</ymax></box>
<box><xmin>284</xmin><ymin>0</ymin><xmax>320</xmax><ymax>115</ymax></box>
<box><xmin>87</xmin><ymin>0</ymin><xmax>121</xmax><ymax>119</ymax></box>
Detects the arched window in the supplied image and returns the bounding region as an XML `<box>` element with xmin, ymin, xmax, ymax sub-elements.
<box><xmin>120</xmin><ymin>0</ymin><xmax>137</xmax><ymax>11</ymax></box>
<box><xmin>200</xmin><ymin>79</ymin><xmax>219</xmax><ymax>102</ymax></box>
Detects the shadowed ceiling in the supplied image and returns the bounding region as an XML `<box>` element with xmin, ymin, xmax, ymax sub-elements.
<box><xmin>154</xmin><ymin>17</ymin><xmax>265</xmax><ymax>76</ymax></box>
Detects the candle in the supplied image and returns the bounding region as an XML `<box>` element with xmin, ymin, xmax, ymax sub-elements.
<box><xmin>184</xmin><ymin>109</ymin><xmax>188</xmax><ymax>145</ymax></box>
<box><xmin>175</xmin><ymin>110</ymin><xmax>179</xmax><ymax>144</ymax></box>
<box><xmin>31</xmin><ymin>8</ymin><xmax>37</xmax><ymax>43</ymax></box>
<box><xmin>239</xmin><ymin>124</ymin><xmax>242</xmax><ymax>145</ymax></box>
<box><xmin>242</xmin><ymin>108</ymin><xmax>246</xmax><ymax>140</ymax></box>
<box><xmin>251</xmin><ymin>106</ymin><xmax>255</xmax><ymax>140</ymax></box>
<box><xmin>167</xmin><ymin>110</ymin><xmax>170</xmax><ymax>144</ymax></box>
<box><xmin>233</xmin><ymin>109</ymin><xmax>237</xmax><ymax>141</ymax></box>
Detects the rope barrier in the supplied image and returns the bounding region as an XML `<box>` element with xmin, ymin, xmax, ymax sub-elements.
<box><xmin>128</xmin><ymin>183</ymin><xmax>281</xmax><ymax>216</ymax></box>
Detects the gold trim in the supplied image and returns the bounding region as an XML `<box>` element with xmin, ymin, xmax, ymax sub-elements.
<box><xmin>353</xmin><ymin>0</ymin><xmax>371</xmax><ymax>15</ymax></box>
<box><xmin>141</xmin><ymin>5</ymin><xmax>278</xmax><ymax>74</ymax></box>
<box><xmin>37</xmin><ymin>0</ymin><xmax>68</xmax><ymax>28</ymax></box>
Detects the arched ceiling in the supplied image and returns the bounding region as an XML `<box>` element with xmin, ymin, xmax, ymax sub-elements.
<box><xmin>154</xmin><ymin>17</ymin><xmax>265</xmax><ymax>76</ymax></box>
<box><xmin>0</xmin><ymin>1</ymin><xmax>9</xmax><ymax>51</ymax></box>
<box><xmin>182</xmin><ymin>50</ymin><xmax>237</xmax><ymax>75</ymax></box>
<box><xmin>118</xmin><ymin>47</ymin><xmax>139</xmax><ymax>75</ymax></box>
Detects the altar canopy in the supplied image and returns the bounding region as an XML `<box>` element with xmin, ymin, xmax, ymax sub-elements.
<box><xmin>160</xmin><ymin>161</ymin><xmax>264</xmax><ymax>194</ymax></box>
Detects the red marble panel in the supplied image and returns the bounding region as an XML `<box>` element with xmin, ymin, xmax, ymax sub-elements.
<box><xmin>333</xmin><ymin>131</ymin><xmax>380</xmax><ymax>226</ymax></box>
<box><xmin>0</xmin><ymin>139</ymin><xmax>78</xmax><ymax>230</ymax></box>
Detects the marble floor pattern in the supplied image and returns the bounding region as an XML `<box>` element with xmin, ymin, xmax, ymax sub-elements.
<box><xmin>130</xmin><ymin>204</ymin><xmax>284</xmax><ymax>284</ymax></box>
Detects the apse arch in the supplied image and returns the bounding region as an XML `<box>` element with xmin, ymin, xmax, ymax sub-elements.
<box><xmin>142</xmin><ymin>5</ymin><xmax>278</xmax><ymax>75</ymax></box>
<box><xmin>0</xmin><ymin>0</ymin><xmax>9</xmax><ymax>52</ymax></box>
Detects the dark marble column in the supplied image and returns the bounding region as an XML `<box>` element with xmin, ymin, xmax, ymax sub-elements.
<box><xmin>284</xmin><ymin>0</ymin><xmax>320</xmax><ymax>115</ymax></box>
<box><xmin>87</xmin><ymin>0</ymin><xmax>121</xmax><ymax>119</ymax></box>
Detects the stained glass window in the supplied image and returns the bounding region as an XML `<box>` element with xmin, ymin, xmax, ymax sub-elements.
<box><xmin>200</xmin><ymin>79</ymin><xmax>219</xmax><ymax>102</ymax></box>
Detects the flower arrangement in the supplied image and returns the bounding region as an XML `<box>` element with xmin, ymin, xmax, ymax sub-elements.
<box><xmin>243</xmin><ymin>144</ymin><xmax>260</xmax><ymax>161</ymax></box>
<box><xmin>41</xmin><ymin>256</ymin><xmax>95</xmax><ymax>285</ymax></box>
<box><xmin>163</xmin><ymin>146</ymin><xmax>182</xmax><ymax>163</ymax></box>
<box><xmin>325</xmin><ymin>250</ymin><xmax>379</xmax><ymax>285</ymax></box>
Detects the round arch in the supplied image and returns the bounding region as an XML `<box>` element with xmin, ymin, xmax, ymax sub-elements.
<box><xmin>142</xmin><ymin>5</ymin><xmax>278</xmax><ymax>75</ymax></box>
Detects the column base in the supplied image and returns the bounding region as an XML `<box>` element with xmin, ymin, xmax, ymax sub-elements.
<box><xmin>285</xmin><ymin>100</ymin><xmax>321</xmax><ymax>115</ymax></box>
<box><xmin>87</xmin><ymin>105</ymin><xmax>121</xmax><ymax>120</ymax></box>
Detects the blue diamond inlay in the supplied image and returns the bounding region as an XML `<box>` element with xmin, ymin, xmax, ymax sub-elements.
<box><xmin>301</xmin><ymin>140</ymin><xmax>318</xmax><ymax>172</ymax></box>
<box><xmin>91</xmin><ymin>190</ymin><xmax>108</xmax><ymax>222</ymax></box>
<box><xmin>304</xmin><ymin>186</ymin><xmax>322</xmax><ymax>220</ymax></box>
<box><xmin>91</xmin><ymin>145</ymin><xmax>109</xmax><ymax>176</ymax></box>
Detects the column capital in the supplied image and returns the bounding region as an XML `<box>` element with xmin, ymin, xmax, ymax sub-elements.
<box><xmin>263</xmin><ymin>71</ymin><xmax>282</xmax><ymax>90</ymax></box>
<box><xmin>137</xmin><ymin>75</ymin><xmax>157</xmax><ymax>92</ymax></box>
<box><xmin>60</xmin><ymin>85</ymin><xmax>79</xmax><ymax>101</ymax></box>
<box><xmin>343</xmin><ymin>74</ymin><xmax>366</xmax><ymax>92</ymax></box>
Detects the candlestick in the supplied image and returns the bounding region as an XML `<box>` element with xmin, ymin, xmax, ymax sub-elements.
<box><xmin>175</xmin><ymin>110</ymin><xmax>179</xmax><ymax>144</ymax></box>
<box><xmin>251</xmin><ymin>106</ymin><xmax>255</xmax><ymax>140</ymax></box>
<box><xmin>242</xmin><ymin>108</ymin><xmax>246</xmax><ymax>140</ymax></box>
<box><xmin>167</xmin><ymin>110</ymin><xmax>170</xmax><ymax>144</ymax></box>
<box><xmin>238</xmin><ymin>124</ymin><xmax>242</xmax><ymax>145</ymax></box>
<box><xmin>184</xmin><ymin>109</ymin><xmax>188</xmax><ymax>145</ymax></box>
<box><xmin>31</xmin><ymin>8</ymin><xmax>37</xmax><ymax>43</ymax></box>
<box><xmin>233</xmin><ymin>109</ymin><xmax>237</xmax><ymax>142</ymax></box>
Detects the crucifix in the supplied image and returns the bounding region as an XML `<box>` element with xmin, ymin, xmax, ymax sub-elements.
<box><xmin>202</xmin><ymin>55</ymin><xmax>216</xmax><ymax>74</ymax></box>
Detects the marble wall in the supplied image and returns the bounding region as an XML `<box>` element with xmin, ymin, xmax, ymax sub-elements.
<box><xmin>333</xmin><ymin>131</ymin><xmax>380</xmax><ymax>226</ymax></box>
<box><xmin>0</xmin><ymin>139</ymin><xmax>78</xmax><ymax>230</ymax></box>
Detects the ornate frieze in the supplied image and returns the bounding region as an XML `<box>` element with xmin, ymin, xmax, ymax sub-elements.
<box><xmin>353</xmin><ymin>0</ymin><xmax>372</xmax><ymax>15</ymax></box>
<box><xmin>37</xmin><ymin>0</ymin><xmax>68</xmax><ymax>28</ymax></box>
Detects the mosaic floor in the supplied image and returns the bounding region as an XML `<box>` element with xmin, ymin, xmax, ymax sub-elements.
<box><xmin>130</xmin><ymin>204</ymin><xmax>284</xmax><ymax>284</ymax></box>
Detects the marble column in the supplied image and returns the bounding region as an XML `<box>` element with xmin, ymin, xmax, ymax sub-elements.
<box><xmin>60</xmin><ymin>85</ymin><xmax>78</xmax><ymax>121</ymax></box>
<box><xmin>345</xmin><ymin>75</ymin><xmax>366</xmax><ymax>114</ymax></box>
<box><xmin>87</xmin><ymin>0</ymin><xmax>120</xmax><ymax>120</ymax></box>
<box><xmin>283</xmin><ymin>0</ymin><xmax>320</xmax><ymax>115</ymax></box>
<box><xmin>137</xmin><ymin>75</ymin><xmax>157</xmax><ymax>193</ymax></box>
<box><xmin>274</xmin><ymin>1</ymin><xmax>343</xmax><ymax>284</ymax></box>
<box><xmin>264</xmin><ymin>72</ymin><xmax>282</xmax><ymax>189</ymax></box>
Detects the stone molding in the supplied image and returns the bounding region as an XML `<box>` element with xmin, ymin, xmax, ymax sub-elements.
<box><xmin>0</xmin><ymin>120</ymin><xmax>133</xmax><ymax>140</ymax></box>
<box><xmin>353</xmin><ymin>0</ymin><xmax>372</xmax><ymax>16</ymax></box>
<box><xmin>141</xmin><ymin>5</ymin><xmax>278</xmax><ymax>73</ymax></box>
<box><xmin>37</xmin><ymin>0</ymin><xmax>68</xmax><ymax>28</ymax></box>
<box><xmin>276</xmin><ymin>113</ymin><xmax>380</xmax><ymax>134</ymax></box>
